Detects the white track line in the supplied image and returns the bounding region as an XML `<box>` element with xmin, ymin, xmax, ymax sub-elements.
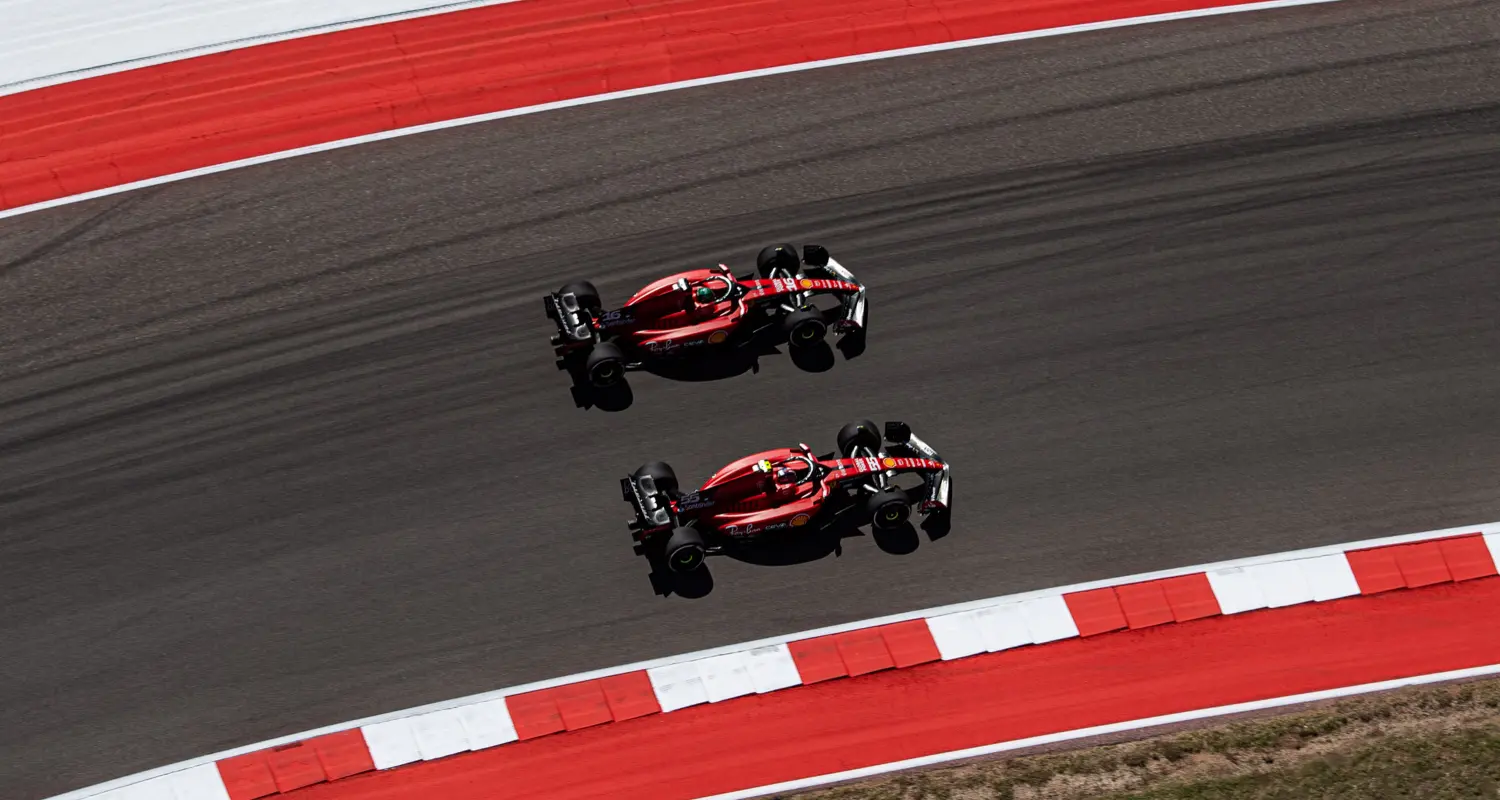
<box><xmin>693</xmin><ymin>663</ymin><xmax>1500</xmax><ymax>800</ymax></box>
<box><xmin>0</xmin><ymin>0</ymin><xmax>1342</xmax><ymax>224</ymax></box>
<box><xmin>44</xmin><ymin>517</ymin><xmax>1499</xmax><ymax>800</ymax></box>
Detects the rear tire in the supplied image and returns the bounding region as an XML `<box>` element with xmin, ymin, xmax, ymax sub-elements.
<box><xmin>664</xmin><ymin>526</ymin><xmax>707</xmax><ymax>573</ymax></box>
<box><xmin>756</xmin><ymin>243</ymin><xmax>800</xmax><ymax>278</ymax></box>
<box><xmin>559</xmin><ymin>280</ymin><xmax>602</xmax><ymax>311</ymax></box>
<box><xmin>866</xmin><ymin>490</ymin><xmax>911</xmax><ymax>531</ymax></box>
<box><xmin>837</xmin><ymin>419</ymin><xmax>882</xmax><ymax>458</ymax></box>
<box><xmin>631</xmin><ymin>461</ymin><xmax>679</xmax><ymax>497</ymax></box>
<box><xmin>783</xmin><ymin>308</ymin><xmax>827</xmax><ymax>347</ymax></box>
<box><xmin>584</xmin><ymin>341</ymin><xmax>626</xmax><ymax>387</ymax></box>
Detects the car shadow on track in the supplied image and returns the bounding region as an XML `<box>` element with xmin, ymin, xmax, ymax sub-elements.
<box><xmin>566</xmin><ymin>336</ymin><xmax>864</xmax><ymax>412</ymax></box>
<box><xmin>647</xmin><ymin>511</ymin><xmax>950</xmax><ymax>599</ymax></box>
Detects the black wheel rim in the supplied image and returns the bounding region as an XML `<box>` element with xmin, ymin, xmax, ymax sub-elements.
<box><xmin>875</xmin><ymin>502</ymin><xmax>908</xmax><ymax>528</ymax></box>
<box><xmin>670</xmin><ymin>546</ymin><xmax>703</xmax><ymax>571</ymax></box>
<box><xmin>591</xmin><ymin>361</ymin><xmax>621</xmax><ymax>385</ymax></box>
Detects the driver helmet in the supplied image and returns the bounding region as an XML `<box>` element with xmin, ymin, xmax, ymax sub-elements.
<box><xmin>693</xmin><ymin>285</ymin><xmax>715</xmax><ymax>304</ymax></box>
<box><xmin>772</xmin><ymin>462</ymin><xmax>802</xmax><ymax>486</ymax></box>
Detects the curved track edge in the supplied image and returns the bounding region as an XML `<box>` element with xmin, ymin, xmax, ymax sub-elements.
<box><xmin>0</xmin><ymin>0</ymin><xmax>1339</xmax><ymax>222</ymax></box>
<box><xmin>702</xmin><ymin>662</ymin><xmax>1500</xmax><ymax>800</ymax></box>
<box><xmin>50</xmin><ymin>518</ymin><xmax>1500</xmax><ymax>800</ymax></box>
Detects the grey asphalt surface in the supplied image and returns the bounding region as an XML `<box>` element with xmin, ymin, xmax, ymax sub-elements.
<box><xmin>3</xmin><ymin>0</ymin><xmax>1499</xmax><ymax>796</ymax></box>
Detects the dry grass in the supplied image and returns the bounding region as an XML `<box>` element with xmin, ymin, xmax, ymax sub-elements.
<box><xmin>775</xmin><ymin>677</ymin><xmax>1500</xmax><ymax>800</ymax></box>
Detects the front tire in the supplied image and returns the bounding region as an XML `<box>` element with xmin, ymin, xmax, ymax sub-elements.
<box><xmin>757</xmin><ymin>243</ymin><xmax>800</xmax><ymax>278</ymax></box>
<box><xmin>664</xmin><ymin>526</ymin><xmax>707</xmax><ymax>573</ymax></box>
<box><xmin>584</xmin><ymin>341</ymin><xmax>626</xmax><ymax>387</ymax></box>
<box><xmin>837</xmin><ymin>419</ymin><xmax>882</xmax><ymax>458</ymax></box>
<box><xmin>783</xmin><ymin>308</ymin><xmax>827</xmax><ymax>347</ymax></box>
<box><xmin>866</xmin><ymin>490</ymin><xmax>911</xmax><ymax>531</ymax></box>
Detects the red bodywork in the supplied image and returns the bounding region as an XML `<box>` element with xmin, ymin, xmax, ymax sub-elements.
<box><xmin>671</xmin><ymin>447</ymin><xmax>945</xmax><ymax>539</ymax></box>
<box><xmin>598</xmin><ymin>266</ymin><xmax>859</xmax><ymax>355</ymax></box>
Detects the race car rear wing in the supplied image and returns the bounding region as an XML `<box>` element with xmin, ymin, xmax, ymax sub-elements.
<box><xmin>802</xmin><ymin>244</ymin><xmax>867</xmax><ymax>333</ymax></box>
<box><xmin>622</xmin><ymin>471</ymin><xmax>676</xmax><ymax>539</ymax></box>
<box><xmin>544</xmin><ymin>287</ymin><xmax>599</xmax><ymax>352</ymax></box>
<box><xmin>883</xmin><ymin>421</ymin><xmax>952</xmax><ymax>514</ymax></box>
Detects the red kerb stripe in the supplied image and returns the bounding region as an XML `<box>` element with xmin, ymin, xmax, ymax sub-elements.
<box><xmin>1063</xmin><ymin>587</ymin><xmax>1127</xmax><ymax>636</ymax></box>
<box><xmin>0</xmin><ymin>0</ymin><xmax>1281</xmax><ymax>213</ymax></box>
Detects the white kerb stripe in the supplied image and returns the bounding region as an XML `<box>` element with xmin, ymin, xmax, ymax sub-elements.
<box><xmin>360</xmin><ymin>718</ymin><xmax>422</xmax><ymax>769</ymax></box>
<box><xmin>1020</xmin><ymin>595</ymin><xmax>1079</xmax><ymax>643</ymax></box>
<box><xmin>169</xmin><ymin>763</ymin><xmax>233</xmax><ymax>800</ymax></box>
<box><xmin>457</xmin><ymin>697</ymin><xmax>518</xmax><ymax>750</ymax></box>
<box><xmin>648</xmin><ymin>661</ymin><xmax>710</xmax><ymax>712</ymax></box>
<box><xmin>92</xmin><ymin>763</ymin><xmax>230</xmax><ymax>800</ymax></box>
<box><xmin>696</xmin><ymin>653</ymin><xmax>758</xmax><ymax>703</ymax></box>
<box><xmin>1299</xmin><ymin>553</ymin><xmax>1362</xmax><ymax>601</ymax></box>
<box><xmin>114</xmin><ymin>784</ymin><xmax>164</xmax><ymax>800</ymax></box>
<box><xmin>1247</xmin><ymin>560</ymin><xmax>1315</xmax><ymax>608</ymax></box>
<box><xmin>0</xmin><ymin>0</ymin><xmax>1346</xmax><ymax>224</ymax></box>
<box><xmin>978</xmin><ymin>601</ymin><xmax>1040</xmax><ymax>650</ymax></box>
<box><xmin>925</xmin><ymin>611</ymin><xmax>987</xmax><ymax>660</ymax></box>
<box><xmin>744</xmin><ymin>644</ymin><xmax>802</xmax><ymax>693</ymax></box>
<box><xmin>1483</xmin><ymin>533</ymin><xmax>1500</xmax><ymax>571</ymax></box>
<box><xmin>97</xmin><ymin>777</ymin><xmax>162</xmax><ymax>799</ymax></box>
<box><xmin>410</xmin><ymin>707</ymin><xmax>470</xmax><ymax>761</ymax></box>
<box><xmin>1206</xmin><ymin>566</ymin><xmax>1267</xmax><ymax>614</ymax></box>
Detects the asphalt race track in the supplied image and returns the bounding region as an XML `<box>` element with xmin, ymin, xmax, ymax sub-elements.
<box><xmin>2</xmin><ymin>0</ymin><xmax>1498</xmax><ymax>796</ymax></box>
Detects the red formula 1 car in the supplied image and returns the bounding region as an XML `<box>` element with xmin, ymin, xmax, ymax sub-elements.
<box><xmin>544</xmin><ymin>243</ymin><xmax>867</xmax><ymax>390</ymax></box>
<box><xmin>622</xmin><ymin>420</ymin><xmax>952</xmax><ymax>576</ymax></box>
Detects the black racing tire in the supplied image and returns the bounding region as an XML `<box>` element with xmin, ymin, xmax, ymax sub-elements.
<box><xmin>837</xmin><ymin>419</ymin><xmax>882</xmax><ymax>458</ymax></box>
<box><xmin>783</xmin><ymin>308</ymin><xmax>827</xmax><ymax>347</ymax></box>
<box><xmin>664</xmin><ymin>526</ymin><xmax>707</xmax><ymax>573</ymax></box>
<box><xmin>559</xmin><ymin>280</ymin><xmax>602</xmax><ymax>311</ymax></box>
<box><xmin>631</xmin><ymin>461</ymin><xmax>679</xmax><ymax>497</ymax></box>
<box><xmin>866</xmin><ymin>490</ymin><xmax>911</xmax><ymax>531</ymax></box>
<box><xmin>756</xmin><ymin>243</ymin><xmax>800</xmax><ymax>278</ymax></box>
<box><xmin>584</xmin><ymin>341</ymin><xmax>626</xmax><ymax>387</ymax></box>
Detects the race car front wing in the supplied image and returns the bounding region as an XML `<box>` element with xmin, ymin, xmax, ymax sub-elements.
<box><xmin>802</xmin><ymin>244</ymin><xmax>867</xmax><ymax>334</ymax></box>
<box><xmin>884</xmin><ymin>421</ymin><xmax>952</xmax><ymax>514</ymax></box>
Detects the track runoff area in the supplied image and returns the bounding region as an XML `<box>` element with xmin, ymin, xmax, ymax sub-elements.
<box><xmin>20</xmin><ymin>0</ymin><xmax>1494</xmax><ymax>799</ymax></box>
<box><xmin>50</xmin><ymin>520</ymin><xmax>1500</xmax><ymax>800</ymax></box>
<box><xmin>0</xmin><ymin>0</ymin><xmax>1346</xmax><ymax>220</ymax></box>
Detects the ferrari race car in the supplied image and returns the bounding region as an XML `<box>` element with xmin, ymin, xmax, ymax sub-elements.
<box><xmin>544</xmin><ymin>243</ymin><xmax>867</xmax><ymax>389</ymax></box>
<box><xmin>623</xmin><ymin>420</ymin><xmax>952</xmax><ymax>574</ymax></box>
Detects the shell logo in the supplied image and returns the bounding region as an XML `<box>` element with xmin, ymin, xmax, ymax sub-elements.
<box><xmin>708</xmin><ymin>330</ymin><xmax>728</xmax><ymax>344</ymax></box>
<box><xmin>799</xmin><ymin>279</ymin><xmax>813</xmax><ymax>289</ymax></box>
<box><xmin>882</xmin><ymin>457</ymin><xmax>897</xmax><ymax>468</ymax></box>
<box><xmin>790</xmin><ymin>513</ymin><xmax>810</xmax><ymax>527</ymax></box>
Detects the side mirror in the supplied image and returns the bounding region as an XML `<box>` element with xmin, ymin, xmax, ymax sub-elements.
<box><xmin>884</xmin><ymin>421</ymin><xmax>911</xmax><ymax>443</ymax></box>
<box><xmin>803</xmin><ymin>244</ymin><xmax>830</xmax><ymax>267</ymax></box>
